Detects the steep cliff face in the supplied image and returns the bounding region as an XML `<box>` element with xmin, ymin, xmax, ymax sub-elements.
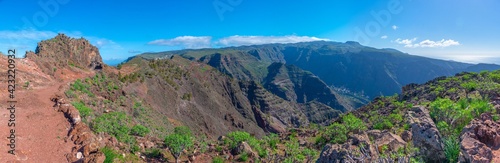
<box><xmin>118</xmin><ymin>56</ymin><xmax>312</xmax><ymax>137</ymax></box>
<box><xmin>139</xmin><ymin>41</ymin><xmax>500</xmax><ymax>103</ymax></box>
<box><xmin>263</xmin><ymin>62</ymin><xmax>349</xmax><ymax>112</ymax></box>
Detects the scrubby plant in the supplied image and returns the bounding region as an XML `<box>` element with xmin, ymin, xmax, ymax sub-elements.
<box><xmin>92</xmin><ymin>112</ymin><xmax>133</xmax><ymax>143</ymax></box>
<box><xmin>102</xmin><ymin>147</ymin><xmax>119</xmax><ymax>163</ymax></box>
<box><xmin>212</xmin><ymin>156</ymin><xmax>224</xmax><ymax>163</ymax></box>
<box><xmin>131</xmin><ymin>124</ymin><xmax>150</xmax><ymax>137</ymax></box>
<box><xmin>164</xmin><ymin>126</ymin><xmax>194</xmax><ymax>163</ymax></box>
<box><xmin>323</xmin><ymin>122</ymin><xmax>348</xmax><ymax>144</ymax></box>
<box><xmin>225</xmin><ymin>131</ymin><xmax>251</xmax><ymax>148</ymax></box>
<box><xmin>443</xmin><ymin>137</ymin><xmax>460</xmax><ymax>163</ymax></box>
<box><xmin>342</xmin><ymin>113</ymin><xmax>367</xmax><ymax>133</ymax></box>
<box><xmin>71</xmin><ymin>101</ymin><xmax>93</xmax><ymax>118</ymax></box>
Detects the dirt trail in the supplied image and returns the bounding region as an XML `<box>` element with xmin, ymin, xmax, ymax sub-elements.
<box><xmin>0</xmin><ymin>56</ymin><xmax>93</xmax><ymax>162</ymax></box>
<box><xmin>0</xmin><ymin>82</ymin><xmax>73</xmax><ymax>162</ymax></box>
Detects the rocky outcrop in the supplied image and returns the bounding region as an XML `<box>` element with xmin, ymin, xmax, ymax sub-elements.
<box><xmin>459</xmin><ymin>113</ymin><xmax>500</xmax><ymax>163</ymax></box>
<box><xmin>26</xmin><ymin>33</ymin><xmax>104</xmax><ymax>76</ymax></box>
<box><xmin>317</xmin><ymin>130</ymin><xmax>408</xmax><ymax>163</ymax></box>
<box><xmin>406</xmin><ymin>106</ymin><xmax>446</xmax><ymax>162</ymax></box>
<box><xmin>52</xmin><ymin>94</ymin><xmax>106</xmax><ymax>163</ymax></box>
<box><xmin>231</xmin><ymin>142</ymin><xmax>257</xmax><ymax>157</ymax></box>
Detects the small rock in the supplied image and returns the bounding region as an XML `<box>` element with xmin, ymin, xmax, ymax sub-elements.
<box><xmin>76</xmin><ymin>152</ymin><xmax>83</xmax><ymax>159</ymax></box>
<box><xmin>189</xmin><ymin>155</ymin><xmax>196</xmax><ymax>161</ymax></box>
<box><xmin>231</xmin><ymin>142</ymin><xmax>257</xmax><ymax>157</ymax></box>
<box><xmin>401</xmin><ymin>130</ymin><xmax>412</xmax><ymax>142</ymax></box>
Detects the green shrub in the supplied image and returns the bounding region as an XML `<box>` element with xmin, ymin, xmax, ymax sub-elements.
<box><xmin>443</xmin><ymin>137</ymin><xmax>460</xmax><ymax>163</ymax></box>
<box><xmin>226</xmin><ymin>131</ymin><xmax>251</xmax><ymax>148</ymax></box>
<box><xmin>302</xmin><ymin>148</ymin><xmax>318</xmax><ymax>162</ymax></box>
<box><xmin>65</xmin><ymin>90</ymin><xmax>76</xmax><ymax>98</ymax></box>
<box><xmin>102</xmin><ymin>147</ymin><xmax>118</xmax><ymax>163</ymax></box>
<box><xmin>131</xmin><ymin>124</ymin><xmax>150</xmax><ymax>137</ymax></box>
<box><xmin>264</xmin><ymin>133</ymin><xmax>279</xmax><ymax>149</ymax></box>
<box><xmin>238</xmin><ymin>152</ymin><xmax>249</xmax><ymax>162</ymax></box>
<box><xmin>342</xmin><ymin>113</ymin><xmax>367</xmax><ymax>133</ymax></box>
<box><xmin>71</xmin><ymin>101</ymin><xmax>93</xmax><ymax>118</ymax></box>
<box><xmin>460</xmin><ymin>82</ymin><xmax>478</xmax><ymax>92</ymax></box>
<box><xmin>493</xmin><ymin>115</ymin><xmax>500</xmax><ymax>121</ymax></box>
<box><xmin>131</xmin><ymin>144</ymin><xmax>140</xmax><ymax>153</ymax></box>
<box><xmin>489</xmin><ymin>72</ymin><xmax>500</xmax><ymax>83</ymax></box>
<box><xmin>389</xmin><ymin>113</ymin><xmax>403</xmax><ymax>124</ymax></box>
<box><xmin>92</xmin><ymin>112</ymin><xmax>133</xmax><ymax>143</ymax></box>
<box><xmin>373</xmin><ymin>119</ymin><xmax>393</xmax><ymax>130</ymax></box>
<box><xmin>144</xmin><ymin>148</ymin><xmax>162</xmax><ymax>158</ymax></box>
<box><xmin>164</xmin><ymin>126</ymin><xmax>194</xmax><ymax>162</ymax></box>
<box><xmin>285</xmin><ymin>137</ymin><xmax>300</xmax><ymax>159</ymax></box>
<box><xmin>431</xmin><ymin>98</ymin><xmax>494</xmax><ymax>137</ymax></box>
<box><xmin>324</xmin><ymin>123</ymin><xmax>348</xmax><ymax>144</ymax></box>
<box><xmin>70</xmin><ymin>79</ymin><xmax>95</xmax><ymax>97</ymax></box>
<box><xmin>212</xmin><ymin>156</ymin><xmax>224</xmax><ymax>163</ymax></box>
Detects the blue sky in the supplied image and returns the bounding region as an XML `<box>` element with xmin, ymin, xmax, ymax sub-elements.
<box><xmin>1</xmin><ymin>0</ymin><xmax>499</xmax><ymax>64</ymax></box>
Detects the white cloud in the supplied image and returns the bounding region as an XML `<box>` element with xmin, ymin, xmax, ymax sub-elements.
<box><xmin>392</xmin><ymin>25</ymin><xmax>399</xmax><ymax>30</ymax></box>
<box><xmin>394</xmin><ymin>38</ymin><xmax>417</xmax><ymax>47</ymax></box>
<box><xmin>394</xmin><ymin>38</ymin><xmax>460</xmax><ymax>48</ymax></box>
<box><xmin>148</xmin><ymin>36</ymin><xmax>212</xmax><ymax>49</ymax></box>
<box><xmin>128</xmin><ymin>50</ymin><xmax>142</xmax><ymax>54</ymax></box>
<box><xmin>0</xmin><ymin>30</ymin><xmax>57</xmax><ymax>40</ymax></box>
<box><xmin>216</xmin><ymin>35</ymin><xmax>330</xmax><ymax>46</ymax></box>
<box><xmin>418</xmin><ymin>39</ymin><xmax>460</xmax><ymax>48</ymax></box>
<box><xmin>381</xmin><ymin>35</ymin><xmax>388</xmax><ymax>39</ymax></box>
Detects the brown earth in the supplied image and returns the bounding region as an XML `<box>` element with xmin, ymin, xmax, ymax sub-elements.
<box><xmin>0</xmin><ymin>54</ymin><xmax>95</xmax><ymax>162</ymax></box>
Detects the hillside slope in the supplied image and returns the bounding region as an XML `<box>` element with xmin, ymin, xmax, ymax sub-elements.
<box><xmin>138</xmin><ymin>41</ymin><xmax>500</xmax><ymax>101</ymax></box>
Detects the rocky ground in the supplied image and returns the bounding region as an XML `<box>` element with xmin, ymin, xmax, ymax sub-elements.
<box><xmin>0</xmin><ymin>54</ymin><xmax>98</xmax><ymax>162</ymax></box>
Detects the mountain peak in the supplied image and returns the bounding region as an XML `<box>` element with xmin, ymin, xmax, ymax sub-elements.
<box><xmin>26</xmin><ymin>34</ymin><xmax>104</xmax><ymax>75</ymax></box>
<box><xmin>345</xmin><ymin>41</ymin><xmax>362</xmax><ymax>46</ymax></box>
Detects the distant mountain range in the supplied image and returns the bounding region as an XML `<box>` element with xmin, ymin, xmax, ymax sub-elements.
<box><xmin>134</xmin><ymin>41</ymin><xmax>500</xmax><ymax>105</ymax></box>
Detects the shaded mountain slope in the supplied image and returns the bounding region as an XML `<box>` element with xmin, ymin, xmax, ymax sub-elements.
<box><xmin>138</xmin><ymin>41</ymin><xmax>500</xmax><ymax>102</ymax></box>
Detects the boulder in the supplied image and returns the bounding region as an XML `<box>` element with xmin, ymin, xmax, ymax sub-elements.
<box><xmin>317</xmin><ymin>132</ymin><xmax>378</xmax><ymax>163</ymax></box>
<box><xmin>401</xmin><ymin>130</ymin><xmax>412</xmax><ymax>142</ymax></box>
<box><xmin>459</xmin><ymin>113</ymin><xmax>500</xmax><ymax>163</ymax></box>
<box><xmin>407</xmin><ymin>106</ymin><xmax>446</xmax><ymax>162</ymax></box>
<box><xmin>373</xmin><ymin>130</ymin><xmax>407</xmax><ymax>152</ymax></box>
<box><xmin>317</xmin><ymin>144</ymin><xmax>346</xmax><ymax>163</ymax></box>
<box><xmin>231</xmin><ymin>142</ymin><xmax>257</xmax><ymax>157</ymax></box>
<box><xmin>83</xmin><ymin>152</ymin><xmax>106</xmax><ymax>163</ymax></box>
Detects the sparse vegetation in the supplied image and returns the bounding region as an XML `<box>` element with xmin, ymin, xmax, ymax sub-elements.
<box><xmin>164</xmin><ymin>126</ymin><xmax>194</xmax><ymax>163</ymax></box>
<box><xmin>71</xmin><ymin>101</ymin><xmax>93</xmax><ymax>118</ymax></box>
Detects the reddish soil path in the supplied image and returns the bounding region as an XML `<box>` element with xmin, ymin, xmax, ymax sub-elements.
<box><xmin>0</xmin><ymin>55</ymin><xmax>94</xmax><ymax>162</ymax></box>
<box><xmin>0</xmin><ymin>82</ymin><xmax>73</xmax><ymax>162</ymax></box>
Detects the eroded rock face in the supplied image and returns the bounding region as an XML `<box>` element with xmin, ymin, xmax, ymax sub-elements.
<box><xmin>459</xmin><ymin>113</ymin><xmax>500</xmax><ymax>163</ymax></box>
<box><xmin>406</xmin><ymin>106</ymin><xmax>446</xmax><ymax>162</ymax></box>
<box><xmin>26</xmin><ymin>33</ymin><xmax>104</xmax><ymax>75</ymax></box>
<box><xmin>369</xmin><ymin>130</ymin><xmax>407</xmax><ymax>153</ymax></box>
<box><xmin>317</xmin><ymin>132</ymin><xmax>378</xmax><ymax>163</ymax></box>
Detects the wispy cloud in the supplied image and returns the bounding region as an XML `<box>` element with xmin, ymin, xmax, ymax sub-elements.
<box><xmin>148</xmin><ymin>36</ymin><xmax>212</xmax><ymax>49</ymax></box>
<box><xmin>381</xmin><ymin>35</ymin><xmax>388</xmax><ymax>39</ymax></box>
<box><xmin>216</xmin><ymin>35</ymin><xmax>330</xmax><ymax>46</ymax></box>
<box><xmin>0</xmin><ymin>30</ymin><xmax>57</xmax><ymax>40</ymax></box>
<box><xmin>394</xmin><ymin>38</ymin><xmax>417</xmax><ymax>47</ymax></box>
<box><xmin>392</xmin><ymin>25</ymin><xmax>399</xmax><ymax>30</ymax></box>
<box><xmin>128</xmin><ymin>50</ymin><xmax>142</xmax><ymax>54</ymax></box>
<box><xmin>394</xmin><ymin>38</ymin><xmax>460</xmax><ymax>48</ymax></box>
<box><xmin>417</xmin><ymin>39</ymin><xmax>460</xmax><ymax>48</ymax></box>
